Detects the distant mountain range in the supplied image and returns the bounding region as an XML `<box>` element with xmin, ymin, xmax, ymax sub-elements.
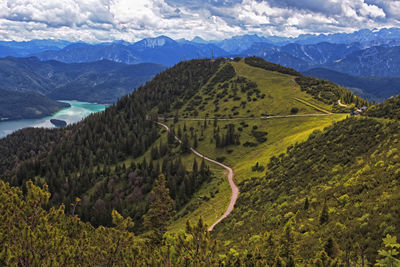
<box><xmin>0</xmin><ymin>28</ymin><xmax>397</xmax><ymax>68</ymax></box>
<box><xmin>303</xmin><ymin>68</ymin><xmax>400</xmax><ymax>102</ymax></box>
<box><xmin>0</xmin><ymin>28</ymin><xmax>400</xmax><ymax>102</ymax></box>
<box><xmin>241</xmin><ymin>42</ymin><xmax>363</xmax><ymax>70</ymax></box>
<box><xmin>0</xmin><ymin>57</ymin><xmax>165</xmax><ymax>103</ymax></box>
<box><xmin>0</xmin><ymin>39</ymin><xmax>70</xmax><ymax>57</ymax></box>
<box><xmin>33</xmin><ymin>36</ymin><xmax>227</xmax><ymax>66</ymax></box>
<box><xmin>320</xmin><ymin>46</ymin><xmax>400</xmax><ymax>77</ymax></box>
<box><xmin>241</xmin><ymin>42</ymin><xmax>400</xmax><ymax>77</ymax></box>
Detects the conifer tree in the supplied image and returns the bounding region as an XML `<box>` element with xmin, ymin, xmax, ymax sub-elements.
<box><xmin>319</xmin><ymin>202</ymin><xmax>329</xmax><ymax>225</ymax></box>
<box><xmin>192</xmin><ymin>158</ymin><xmax>198</xmax><ymax>174</ymax></box>
<box><xmin>181</xmin><ymin>133</ymin><xmax>190</xmax><ymax>154</ymax></box>
<box><xmin>143</xmin><ymin>174</ymin><xmax>175</xmax><ymax>242</ymax></box>
<box><xmin>304</xmin><ymin>197</ymin><xmax>309</xmax><ymax>210</ymax></box>
<box><xmin>178</xmin><ymin>125</ymin><xmax>182</xmax><ymax>139</ymax></box>
<box><xmin>193</xmin><ymin>133</ymin><xmax>198</xmax><ymax>149</ymax></box>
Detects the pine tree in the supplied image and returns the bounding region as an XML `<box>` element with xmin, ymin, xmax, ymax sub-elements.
<box><xmin>168</xmin><ymin>129</ymin><xmax>175</xmax><ymax>144</ymax></box>
<box><xmin>181</xmin><ymin>133</ymin><xmax>190</xmax><ymax>154</ymax></box>
<box><xmin>215</xmin><ymin>133</ymin><xmax>221</xmax><ymax>148</ymax></box>
<box><xmin>200</xmin><ymin>157</ymin><xmax>207</xmax><ymax>178</ymax></box>
<box><xmin>192</xmin><ymin>158</ymin><xmax>198</xmax><ymax>174</ymax></box>
<box><xmin>304</xmin><ymin>197</ymin><xmax>309</xmax><ymax>210</ymax></box>
<box><xmin>193</xmin><ymin>133</ymin><xmax>198</xmax><ymax>149</ymax></box>
<box><xmin>178</xmin><ymin>125</ymin><xmax>182</xmax><ymax>138</ymax></box>
<box><xmin>319</xmin><ymin>202</ymin><xmax>329</xmax><ymax>225</ymax></box>
<box><xmin>280</xmin><ymin>218</ymin><xmax>294</xmax><ymax>260</ymax></box>
<box><xmin>324</xmin><ymin>237</ymin><xmax>338</xmax><ymax>258</ymax></box>
<box><xmin>143</xmin><ymin>174</ymin><xmax>175</xmax><ymax>242</ymax></box>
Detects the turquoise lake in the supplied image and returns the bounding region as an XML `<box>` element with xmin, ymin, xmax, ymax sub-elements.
<box><xmin>0</xmin><ymin>100</ymin><xmax>108</xmax><ymax>138</ymax></box>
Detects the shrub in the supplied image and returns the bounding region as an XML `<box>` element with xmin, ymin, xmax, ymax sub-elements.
<box><xmin>291</xmin><ymin>107</ymin><xmax>299</xmax><ymax>114</ymax></box>
<box><xmin>216</xmin><ymin>156</ymin><xmax>226</xmax><ymax>162</ymax></box>
<box><xmin>243</xmin><ymin>141</ymin><xmax>257</xmax><ymax>147</ymax></box>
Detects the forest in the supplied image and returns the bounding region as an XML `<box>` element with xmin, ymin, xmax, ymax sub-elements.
<box><xmin>0</xmin><ymin>88</ymin><xmax>69</xmax><ymax>120</ymax></box>
<box><xmin>1</xmin><ymin>57</ymin><xmax>400</xmax><ymax>265</ymax></box>
<box><xmin>364</xmin><ymin>94</ymin><xmax>400</xmax><ymax>119</ymax></box>
<box><xmin>0</xmin><ymin>59</ymin><xmax>222</xmax><ymax>228</ymax></box>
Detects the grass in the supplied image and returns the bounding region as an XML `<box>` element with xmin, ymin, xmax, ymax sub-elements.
<box><xmin>293</xmin><ymin>97</ymin><xmax>332</xmax><ymax>114</ymax></box>
<box><xmin>89</xmin><ymin>59</ymin><xmax>348</xmax><ymax>233</ymax></box>
<box><xmin>176</xmin><ymin>60</ymin><xmax>335</xmax><ymax>119</ymax></box>
<box><xmin>166</xmin><ymin>114</ymin><xmax>347</xmax><ymax>232</ymax></box>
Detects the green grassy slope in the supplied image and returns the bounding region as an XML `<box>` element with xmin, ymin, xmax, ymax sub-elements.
<box><xmin>170</xmin><ymin>60</ymin><xmax>337</xmax><ymax>119</ymax></box>
<box><xmin>110</xmin><ymin>58</ymin><xmax>355</xmax><ymax>232</ymax></box>
<box><xmin>211</xmin><ymin>116</ymin><xmax>400</xmax><ymax>265</ymax></box>
<box><xmin>166</xmin><ymin>114</ymin><xmax>346</xmax><ymax>231</ymax></box>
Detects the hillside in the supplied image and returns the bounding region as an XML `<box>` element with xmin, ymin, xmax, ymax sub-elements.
<box><xmin>0</xmin><ymin>58</ymin><xmax>223</xmax><ymax>229</ymax></box>
<box><xmin>0</xmin><ymin>57</ymin><xmax>353</xmax><ymax>225</ymax></box>
<box><xmin>0</xmin><ymin>89</ymin><xmax>69</xmax><ymax>120</ymax></box>
<box><xmin>304</xmin><ymin>68</ymin><xmax>400</xmax><ymax>102</ymax></box>
<box><xmin>364</xmin><ymin>94</ymin><xmax>400</xmax><ymax>119</ymax></box>
<box><xmin>213</xmin><ymin>116</ymin><xmax>400</xmax><ymax>265</ymax></box>
<box><xmin>47</xmin><ymin>63</ymin><xmax>165</xmax><ymax>103</ymax></box>
<box><xmin>161</xmin><ymin>57</ymin><xmax>364</xmax><ymax>120</ymax></box>
<box><xmin>0</xmin><ymin>57</ymin><xmax>165</xmax><ymax>104</ymax></box>
<box><xmin>0</xmin><ymin>57</ymin><xmax>397</xmax><ymax>265</ymax></box>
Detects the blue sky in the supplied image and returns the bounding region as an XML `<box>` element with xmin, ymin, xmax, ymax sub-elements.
<box><xmin>0</xmin><ymin>0</ymin><xmax>399</xmax><ymax>42</ymax></box>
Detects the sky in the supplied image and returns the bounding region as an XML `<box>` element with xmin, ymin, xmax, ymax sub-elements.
<box><xmin>0</xmin><ymin>0</ymin><xmax>399</xmax><ymax>42</ymax></box>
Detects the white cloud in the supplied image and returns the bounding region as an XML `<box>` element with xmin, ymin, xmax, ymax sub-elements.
<box><xmin>0</xmin><ymin>0</ymin><xmax>398</xmax><ymax>42</ymax></box>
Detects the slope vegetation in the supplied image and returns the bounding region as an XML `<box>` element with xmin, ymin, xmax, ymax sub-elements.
<box><xmin>0</xmin><ymin>88</ymin><xmax>69</xmax><ymax>120</ymax></box>
<box><xmin>169</xmin><ymin>58</ymin><xmax>357</xmax><ymax>120</ymax></box>
<box><xmin>212</xmin><ymin>116</ymin><xmax>400</xmax><ymax>265</ymax></box>
<box><xmin>2</xmin><ymin>57</ymin><xmax>393</xmax><ymax>265</ymax></box>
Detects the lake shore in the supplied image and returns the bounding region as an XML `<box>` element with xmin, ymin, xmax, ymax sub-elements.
<box><xmin>0</xmin><ymin>100</ymin><xmax>109</xmax><ymax>138</ymax></box>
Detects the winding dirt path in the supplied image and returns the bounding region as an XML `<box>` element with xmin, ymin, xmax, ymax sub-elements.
<box><xmin>338</xmin><ymin>99</ymin><xmax>362</xmax><ymax>112</ymax></box>
<box><xmin>153</xmin><ymin>112</ymin><xmax>343</xmax><ymax>231</ymax></box>
<box><xmin>338</xmin><ymin>99</ymin><xmax>348</xmax><ymax>107</ymax></box>
<box><xmin>155</xmin><ymin>121</ymin><xmax>239</xmax><ymax>232</ymax></box>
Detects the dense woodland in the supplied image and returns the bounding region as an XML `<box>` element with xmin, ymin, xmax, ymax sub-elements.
<box><xmin>295</xmin><ymin>76</ymin><xmax>369</xmax><ymax>108</ymax></box>
<box><xmin>0</xmin><ymin>88</ymin><xmax>69</xmax><ymax>120</ymax></box>
<box><xmin>244</xmin><ymin>56</ymin><xmax>302</xmax><ymax>76</ymax></box>
<box><xmin>214</xmin><ymin>117</ymin><xmax>400</xmax><ymax>265</ymax></box>
<box><xmin>0</xmin><ymin>59</ymin><xmax>222</xmax><ymax>228</ymax></box>
<box><xmin>1</xmin><ymin>57</ymin><xmax>400</xmax><ymax>265</ymax></box>
<box><xmin>364</xmin><ymin>94</ymin><xmax>400</xmax><ymax>119</ymax></box>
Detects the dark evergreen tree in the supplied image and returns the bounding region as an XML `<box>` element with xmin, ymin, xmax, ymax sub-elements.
<box><xmin>143</xmin><ymin>174</ymin><xmax>175</xmax><ymax>242</ymax></box>
<box><xmin>319</xmin><ymin>202</ymin><xmax>329</xmax><ymax>225</ymax></box>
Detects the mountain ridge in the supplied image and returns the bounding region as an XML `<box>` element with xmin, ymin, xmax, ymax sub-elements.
<box><xmin>0</xmin><ymin>88</ymin><xmax>69</xmax><ymax>120</ymax></box>
<box><xmin>0</xmin><ymin>57</ymin><xmax>166</xmax><ymax>103</ymax></box>
<box><xmin>1</xmin><ymin>57</ymin><xmax>400</xmax><ymax>265</ymax></box>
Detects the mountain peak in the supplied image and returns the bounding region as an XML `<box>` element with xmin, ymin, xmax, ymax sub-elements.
<box><xmin>191</xmin><ymin>36</ymin><xmax>208</xmax><ymax>44</ymax></box>
<box><xmin>134</xmin><ymin>35</ymin><xmax>176</xmax><ymax>48</ymax></box>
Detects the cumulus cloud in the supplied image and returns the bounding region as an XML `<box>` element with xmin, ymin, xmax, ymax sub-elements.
<box><xmin>0</xmin><ymin>0</ymin><xmax>398</xmax><ymax>42</ymax></box>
